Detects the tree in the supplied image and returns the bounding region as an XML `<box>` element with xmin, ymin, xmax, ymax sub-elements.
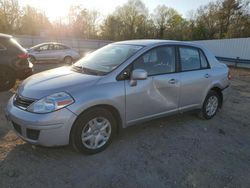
<box><xmin>189</xmin><ymin>0</ymin><xmax>250</xmax><ymax>39</ymax></box>
<box><xmin>218</xmin><ymin>0</ymin><xmax>250</xmax><ymax>38</ymax></box>
<box><xmin>19</xmin><ymin>5</ymin><xmax>51</xmax><ymax>35</ymax></box>
<box><xmin>67</xmin><ymin>5</ymin><xmax>100</xmax><ymax>38</ymax></box>
<box><xmin>0</xmin><ymin>0</ymin><xmax>250</xmax><ymax>40</ymax></box>
<box><xmin>0</xmin><ymin>0</ymin><xmax>21</xmax><ymax>33</ymax></box>
<box><xmin>151</xmin><ymin>5</ymin><xmax>185</xmax><ymax>39</ymax></box>
<box><xmin>100</xmin><ymin>0</ymin><xmax>151</xmax><ymax>40</ymax></box>
<box><xmin>100</xmin><ymin>15</ymin><xmax>123</xmax><ymax>40</ymax></box>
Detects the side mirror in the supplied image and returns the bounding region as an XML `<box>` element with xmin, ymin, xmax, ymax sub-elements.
<box><xmin>130</xmin><ymin>69</ymin><xmax>148</xmax><ymax>86</ymax></box>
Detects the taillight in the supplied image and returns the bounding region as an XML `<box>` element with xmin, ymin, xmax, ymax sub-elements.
<box><xmin>227</xmin><ymin>70</ymin><xmax>232</xmax><ymax>80</ymax></box>
<box><xmin>17</xmin><ymin>53</ymin><xmax>29</xmax><ymax>59</ymax></box>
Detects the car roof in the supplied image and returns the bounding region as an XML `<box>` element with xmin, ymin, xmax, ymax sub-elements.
<box><xmin>38</xmin><ymin>42</ymin><xmax>67</xmax><ymax>46</ymax></box>
<box><xmin>113</xmin><ymin>39</ymin><xmax>202</xmax><ymax>48</ymax></box>
<box><xmin>0</xmin><ymin>33</ymin><xmax>12</xmax><ymax>39</ymax></box>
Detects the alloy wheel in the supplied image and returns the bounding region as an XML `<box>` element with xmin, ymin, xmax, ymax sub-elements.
<box><xmin>206</xmin><ymin>96</ymin><xmax>219</xmax><ymax>116</ymax></box>
<box><xmin>81</xmin><ymin>117</ymin><xmax>112</xmax><ymax>149</ymax></box>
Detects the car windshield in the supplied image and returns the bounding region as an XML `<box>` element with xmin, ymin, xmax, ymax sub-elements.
<box><xmin>73</xmin><ymin>44</ymin><xmax>143</xmax><ymax>74</ymax></box>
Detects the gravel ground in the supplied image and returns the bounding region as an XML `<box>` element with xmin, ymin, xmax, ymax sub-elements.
<box><xmin>0</xmin><ymin>63</ymin><xmax>250</xmax><ymax>188</ymax></box>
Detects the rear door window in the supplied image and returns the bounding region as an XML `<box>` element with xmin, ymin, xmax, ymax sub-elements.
<box><xmin>54</xmin><ymin>44</ymin><xmax>68</xmax><ymax>50</ymax></box>
<box><xmin>179</xmin><ymin>47</ymin><xmax>200</xmax><ymax>71</ymax></box>
<box><xmin>179</xmin><ymin>47</ymin><xmax>210</xmax><ymax>71</ymax></box>
<box><xmin>38</xmin><ymin>44</ymin><xmax>49</xmax><ymax>51</ymax></box>
<box><xmin>48</xmin><ymin>44</ymin><xmax>54</xmax><ymax>50</ymax></box>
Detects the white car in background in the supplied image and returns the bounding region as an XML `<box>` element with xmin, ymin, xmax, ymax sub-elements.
<box><xmin>27</xmin><ymin>42</ymin><xmax>80</xmax><ymax>64</ymax></box>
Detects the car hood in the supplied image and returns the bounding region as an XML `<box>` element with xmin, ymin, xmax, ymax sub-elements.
<box><xmin>18</xmin><ymin>66</ymin><xmax>101</xmax><ymax>99</ymax></box>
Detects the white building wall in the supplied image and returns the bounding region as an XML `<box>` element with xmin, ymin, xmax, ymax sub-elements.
<box><xmin>193</xmin><ymin>38</ymin><xmax>250</xmax><ymax>60</ymax></box>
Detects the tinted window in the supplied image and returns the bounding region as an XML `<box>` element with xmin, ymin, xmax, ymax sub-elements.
<box><xmin>54</xmin><ymin>44</ymin><xmax>67</xmax><ymax>50</ymax></box>
<box><xmin>38</xmin><ymin>44</ymin><xmax>49</xmax><ymax>51</ymax></box>
<box><xmin>62</xmin><ymin>45</ymin><xmax>70</xmax><ymax>49</ymax></box>
<box><xmin>38</xmin><ymin>44</ymin><xmax>53</xmax><ymax>51</ymax></box>
<box><xmin>133</xmin><ymin>46</ymin><xmax>176</xmax><ymax>76</ymax></box>
<box><xmin>200</xmin><ymin>50</ymin><xmax>209</xmax><ymax>68</ymax></box>
<box><xmin>180</xmin><ymin>47</ymin><xmax>201</xmax><ymax>71</ymax></box>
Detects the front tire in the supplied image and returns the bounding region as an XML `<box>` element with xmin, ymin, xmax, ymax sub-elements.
<box><xmin>0</xmin><ymin>67</ymin><xmax>16</xmax><ymax>92</ymax></box>
<box><xmin>200</xmin><ymin>90</ymin><xmax>219</xmax><ymax>119</ymax></box>
<box><xmin>70</xmin><ymin>107</ymin><xmax>117</xmax><ymax>154</ymax></box>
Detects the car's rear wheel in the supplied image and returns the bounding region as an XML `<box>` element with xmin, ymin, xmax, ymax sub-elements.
<box><xmin>200</xmin><ymin>90</ymin><xmax>219</xmax><ymax>119</ymax></box>
<box><xmin>71</xmin><ymin>107</ymin><xmax>117</xmax><ymax>154</ymax></box>
<box><xmin>64</xmin><ymin>56</ymin><xmax>73</xmax><ymax>64</ymax></box>
<box><xmin>0</xmin><ymin>66</ymin><xmax>16</xmax><ymax>92</ymax></box>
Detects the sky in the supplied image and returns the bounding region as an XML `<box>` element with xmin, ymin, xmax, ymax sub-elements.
<box><xmin>19</xmin><ymin>0</ymin><xmax>216</xmax><ymax>21</ymax></box>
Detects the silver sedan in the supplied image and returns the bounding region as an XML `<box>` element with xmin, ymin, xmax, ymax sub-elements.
<box><xmin>27</xmin><ymin>42</ymin><xmax>80</xmax><ymax>64</ymax></box>
<box><xmin>6</xmin><ymin>40</ymin><xmax>230</xmax><ymax>154</ymax></box>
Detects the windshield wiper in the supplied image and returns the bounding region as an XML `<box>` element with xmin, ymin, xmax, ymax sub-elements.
<box><xmin>71</xmin><ymin>65</ymin><xmax>83</xmax><ymax>72</ymax></box>
<box><xmin>82</xmin><ymin>67</ymin><xmax>106</xmax><ymax>76</ymax></box>
<box><xmin>71</xmin><ymin>65</ymin><xmax>105</xmax><ymax>76</ymax></box>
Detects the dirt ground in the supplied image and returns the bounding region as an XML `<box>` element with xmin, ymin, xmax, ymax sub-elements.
<box><xmin>0</xmin><ymin>63</ymin><xmax>250</xmax><ymax>188</ymax></box>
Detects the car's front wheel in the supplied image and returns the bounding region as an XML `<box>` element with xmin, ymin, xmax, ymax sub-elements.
<box><xmin>71</xmin><ymin>107</ymin><xmax>117</xmax><ymax>154</ymax></box>
<box><xmin>200</xmin><ymin>90</ymin><xmax>220</xmax><ymax>119</ymax></box>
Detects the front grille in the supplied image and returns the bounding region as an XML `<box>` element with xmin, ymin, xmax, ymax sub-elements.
<box><xmin>12</xmin><ymin>122</ymin><xmax>22</xmax><ymax>135</ymax></box>
<box><xmin>26</xmin><ymin>129</ymin><xmax>40</xmax><ymax>140</ymax></box>
<box><xmin>13</xmin><ymin>94</ymin><xmax>34</xmax><ymax>109</ymax></box>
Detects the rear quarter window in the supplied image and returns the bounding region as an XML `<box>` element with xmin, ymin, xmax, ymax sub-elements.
<box><xmin>200</xmin><ymin>50</ymin><xmax>209</xmax><ymax>68</ymax></box>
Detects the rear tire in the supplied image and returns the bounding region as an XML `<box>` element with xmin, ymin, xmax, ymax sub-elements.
<box><xmin>64</xmin><ymin>56</ymin><xmax>73</xmax><ymax>64</ymax></box>
<box><xmin>70</xmin><ymin>107</ymin><xmax>117</xmax><ymax>154</ymax></box>
<box><xmin>199</xmin><ymin>90</ymin><xmax>219</xmax><ymax>119</ymax></box>
<box><xmin>0</xmin><ymin>66</ymin><xmax>16</xmax><ymax>92</ymax></box>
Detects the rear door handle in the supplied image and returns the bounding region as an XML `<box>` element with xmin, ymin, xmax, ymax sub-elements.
<box><xmin>204</xmin><ymin>74</ymin><xmax>210</xmax><ymax>78</ymax></box>
<box><xmin>168</xmin><ymin>79</ymin><xmax>176</xmax><ymax>84</ymax></box>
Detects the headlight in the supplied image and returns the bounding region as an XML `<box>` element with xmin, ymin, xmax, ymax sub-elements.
<box><xmin>27</xmin><ymin>92</ymin><xmax>74</xmax><ymax>113</ymax></box>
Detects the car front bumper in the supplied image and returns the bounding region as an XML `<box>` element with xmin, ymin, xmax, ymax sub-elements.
<box><xmin>5</xmin><ymin>95</ymin><xmax>77</xmax><ymax>146</ymax></box>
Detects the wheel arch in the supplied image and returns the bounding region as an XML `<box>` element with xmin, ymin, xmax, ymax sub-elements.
<box><xmin>64</xmin><ymin>55</ymin><xmax>72</xmax><ymax>60</ymax></box>
<box><xmin>210</xmin><ymin>87</ymin><xmax>223</xmax><ymax>108</ymax></box>
<box><xmin>69</xmin><ymin>104</ymin><xmax>123</xmax><ymax>144</ymax></box>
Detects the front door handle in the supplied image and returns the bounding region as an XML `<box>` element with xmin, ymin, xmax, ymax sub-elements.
<box><xmin>204</xmin><ymin>74</ymin><xmax>210</xmax><ymax>78</ymax></box>
<box><xmin>168</xmin><ymin>79</ymin><xmax>176</xmax><ymax>84</ymax></box>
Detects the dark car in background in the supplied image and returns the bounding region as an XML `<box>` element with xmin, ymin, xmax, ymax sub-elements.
<box><xmin>0</xmin><ymin>33</ymin><xmax>33</xmax><ymax>91</ymax></box>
